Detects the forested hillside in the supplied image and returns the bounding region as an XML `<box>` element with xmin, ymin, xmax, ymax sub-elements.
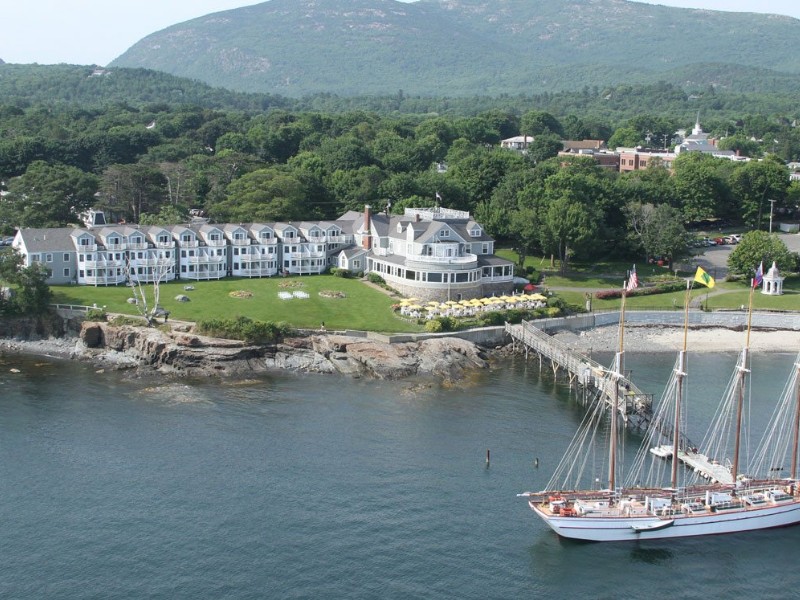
<box><xmin>2</xmin><ymin>99</ymin><xmax>798</xmax><ymax>271</ymax></box>
<box><xmin>3</xmin><ymin>64</ymin><xmax>800</xmax><ymax>126</ymax></box>
<box><xmin>109</xmin><ymin>0</ymin><xmax>800</xmax><ymax>96</ymax></box>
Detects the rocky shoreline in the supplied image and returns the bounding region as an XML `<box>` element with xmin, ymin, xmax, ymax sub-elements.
<box><xmin>0</xmin><ymin>321</ymin><xmax>492</xmax><ymax>381</ymax></box>
<box><xmin>3</xmin><ymin>317</ymin><xmax>799</xmax><ymax>382</ymax></box>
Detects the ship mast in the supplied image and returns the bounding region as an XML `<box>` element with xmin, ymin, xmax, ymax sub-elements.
<box><xmin>609</xmin><ymin>281</ymin><xmax>628</xmax><ymax>491</ymax></box>
<box><xmin>731</xmin><ymin>282</ymin><xmax>755</xmax><ymax>483</ymax></box>
<box><xmin>671</xmin><ymin>281</ymin><xmax>691</xmax><ymax>489</ymax></box>
<box><xmin>791</xmin><ymin>357</ymin><xmax>800</xmax><ymax>480</ymax></box>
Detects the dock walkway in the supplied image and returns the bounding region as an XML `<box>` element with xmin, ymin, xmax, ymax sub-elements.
<box><xmin>505</xmin><ymin>320</ymin><xmax>653</xmax><ymax>429</ymax></box>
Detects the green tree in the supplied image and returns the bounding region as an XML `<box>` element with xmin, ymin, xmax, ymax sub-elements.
<box><xmin>728</xmin><ymin>156</ymin><xmax>789</xmax><ymax>228</ymax></box>
<box><xmin>672</xmin><ymin>152</ymin><xmax>730</xmax><ymax>221</ymax></box>
<box><xmin>520</xmin><ymin>111</ymin><xmax>564</xmax><ymax>137</ymax></box>
<box><xmin>625</xmin><ymin>202</ymin><xmax>689</xmax><ymax>267</ymax></box>
<box><xmin>0</xmin><ymin>249</ymin><xmax>52</xmax><ymax>315</ymax></box>
<box><xmin>717</xmin><ymin>134</ymin><xmax>762</xmax><ymax>158</ymax></box>
<box><xmin>1</xmin><ymin>161</ymin><xmax>98</xmax><ymax>228</ymax></box>
<box><xmin>607</xmin><ymin>127</ymin><xmax>640</xmax><ymax>149</ymax></box>
<box><xmin>213</xmin><ymin>167</ymin><xmax>308</xmax><ymax>222</ymax></box>
<box><xmin>727</xmin><ymin>230</ymin><xmax>797</xmax><ymax>277</ymax></box>
<box><xmin>527</xmin><ymin>133</ymin><xmax>563</xmax><ymax>164</ymax></box>
<box><xmin>98</xmin><ymin>163</ymin><xmax>167</xmax><ymax>222</ymax></box>
<box><xmin>139</xmin><ymin>204</ymin><xmax>189</xmax><ymax>225</ymax></box>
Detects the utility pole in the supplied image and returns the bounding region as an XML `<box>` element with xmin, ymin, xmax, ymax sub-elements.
<box><xmin>769</xmin><ymin>199</ymin><xmax>777</xmax><ymax>234</ymax></box>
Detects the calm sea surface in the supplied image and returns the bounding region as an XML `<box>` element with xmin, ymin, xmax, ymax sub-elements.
<box><xmin>1</xmin><ymin>349</ymin><xmax>799</xmax><ymax>600</ymax></box>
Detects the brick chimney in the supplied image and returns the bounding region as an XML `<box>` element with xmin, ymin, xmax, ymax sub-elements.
<box><xmin>362</xmin><ymin>204</ymin><xmax>372</xmax><ymax>250</ymax></box>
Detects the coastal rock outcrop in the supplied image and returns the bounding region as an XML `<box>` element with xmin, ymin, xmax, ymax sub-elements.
<box><xmin>73</xmin><ymin>322</ymin><xmax>489</xmax><ymax>380</ymax></box>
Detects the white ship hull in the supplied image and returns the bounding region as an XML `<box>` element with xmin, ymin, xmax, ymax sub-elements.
<box><xmin>531</xmin><ymin>500</ymin><xmax>800</xmax><ymax>542</ymax></box>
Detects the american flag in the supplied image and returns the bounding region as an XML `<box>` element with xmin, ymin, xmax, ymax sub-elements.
<box><xmin>753</xmin><ymin>262</ymin><xmax>763</xmax><ymax>288</ymax></box>
<box><xmin>626</xmin><ymin>265</ymin><xmax>639</xmax><ymax>292</ymax></box>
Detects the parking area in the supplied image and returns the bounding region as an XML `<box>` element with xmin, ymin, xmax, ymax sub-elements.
<box><xmin>687</xmin><ymin>231</ymin><xmax>800</xmax><ymax>280</ymax></box>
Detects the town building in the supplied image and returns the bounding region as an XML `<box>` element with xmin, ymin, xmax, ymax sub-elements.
<box><xmin>617</xmin><ymin>148</ymin><xmax>676</xmax><ymax>173</ymax></box>
<box><xmin>500</xmin><ymin>135</ymin><xmax>534</xmax><ymax>152</ymax></box>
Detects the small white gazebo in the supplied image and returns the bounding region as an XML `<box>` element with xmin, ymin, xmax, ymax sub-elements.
<box><xmin>761</xmin><ymin>261</ymin><xmax>784</xmax><ymax>296</ymax></box>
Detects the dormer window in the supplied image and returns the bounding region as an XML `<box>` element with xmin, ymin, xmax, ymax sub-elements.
<box><xmin>440</xmin><ymin>230</ymin><xmax>450</xmax><ymax>238</ymax></box>
<box><xmin>470</xmin><ymin>227</ymin><xmax>481</xmax><ymax>237</ymax></box>
<box><xmin>397</xmin><ymin>223</ymin><xmax>403</xmax><ymax>233</ymax></box>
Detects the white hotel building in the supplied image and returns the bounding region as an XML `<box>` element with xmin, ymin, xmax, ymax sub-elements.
<box><xmin>12</xmin><ymin>206</ymin><xmax>514</xmax><ymax>300</ymax></box>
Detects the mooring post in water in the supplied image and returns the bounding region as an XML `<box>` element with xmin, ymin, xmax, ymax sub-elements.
<box><xmin>486</xmin><ymin>449</ymin><xmax>490</xmax><ymax>466</ymax></box>
<box><xmin>534</xmin><ymin>457</ymin><xmax>539</xmax><ymax>468</ymax></box>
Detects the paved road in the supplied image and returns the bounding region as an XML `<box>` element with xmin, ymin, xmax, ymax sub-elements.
<box><xmin>681</xmin><ymin>231</ymin><xmax>800</xmax><ymax>281</ymax></box>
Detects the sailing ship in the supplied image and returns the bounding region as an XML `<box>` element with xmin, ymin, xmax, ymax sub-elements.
<box><xmin>519</xmin><ymin>267</ymin><xmax>800</xmax><ymax>541</ymax></box>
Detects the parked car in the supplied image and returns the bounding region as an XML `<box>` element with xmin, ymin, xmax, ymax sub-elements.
<box><xmin>728</xmin><ymin>234</ymin><xmax>742</xmax><ymax>243</ymax></box>
<box><xmin>714</xmin><ymin>237</ymin><xmax>726</xmax><ymax>245</ymax></box>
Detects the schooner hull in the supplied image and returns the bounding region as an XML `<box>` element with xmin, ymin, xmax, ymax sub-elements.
<box><xmin>531</xmin><ymin>501</ymin><xmax>800</xmax><ymax>542</ymax></box>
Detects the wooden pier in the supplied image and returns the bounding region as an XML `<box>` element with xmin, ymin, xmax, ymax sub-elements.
<box><xmin>505</xmin><ymin>320</ymin><xmax>653</xmax><ymax>430</ymax></box>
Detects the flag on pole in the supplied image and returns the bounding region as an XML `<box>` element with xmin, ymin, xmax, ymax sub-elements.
<box><xmin>626</xmin><ymin>265</ymin><xmax>639</xmax><ymax>292</ymax></box>
<box><xmin>435</xmin><ymin>191</ymin><xmax>442</xmax><ymax>202</ymax></box>
<box><xmin>693</xmin><ymin>266</ymin><xmax>715</xmax><ymax>288</ymax></box>
<box><xmin>753</xmin><ymin>262</ymin><xmax>763</xmax><ymax>288</ymax></box>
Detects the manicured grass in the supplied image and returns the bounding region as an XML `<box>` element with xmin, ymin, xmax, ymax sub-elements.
<box><xmin>703</xmin><ymin>288</ymin><xmax>800</xmax><ymax>311</ymax></box>
<box><xmin>51</xmin><ymin>276</ymin><xmax>425</xmax><ymax>333</ymax></box>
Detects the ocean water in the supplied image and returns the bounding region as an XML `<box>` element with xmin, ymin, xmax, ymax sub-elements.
<box><xmin>1</xmin><ymin>350</ymin><xmax>799</xmax><ymax>600</ymax></box>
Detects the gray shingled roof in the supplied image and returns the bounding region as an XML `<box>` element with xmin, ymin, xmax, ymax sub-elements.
<box><xmin>16</xmin><ymin>228</ymin><xmax>76</xmax><ymax>253</ymax></box>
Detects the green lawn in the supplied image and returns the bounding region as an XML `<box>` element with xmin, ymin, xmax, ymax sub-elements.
<box><xmin>51</xmin><ymin>276</ymin><xmax>425</xmax><ymax>333</ymax></box>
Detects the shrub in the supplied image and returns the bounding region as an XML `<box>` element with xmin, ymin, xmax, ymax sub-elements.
<box><xmin>111</xmin><ymin>315</ymin><xmax>146</xmax><ymax>327</ymax></box>
<box><xmin>479</xmin><ymin>311</ymin><xmax>506</xmax><ymax>326</ymax></box>
<box><xmin>594</xmin><ymin>281</ymin><xmax>686</xmax><ymax>300</ymax></box>
<box><xmin>86</xmin><ymin>308</ymin><xmax>107</xmax><ymax>321</ymax></box>
<box><xmin>196</xmin><ymin>316</ymin><xmax>294</xmax><ymax>344</ymax></box>
<box><xmin>331</xmin><ymin>267</ymin><xmax>351</xmax><ymax>278</ymax></box>
<box><xmin>424</xmin><ymin>319</ymin><xmax>443</xmax><ymax>333</ymax></box>
<box><xmin>367</xmin><ymin>273</ymin><xmax>385</xmax><ymax>284</ymax></box>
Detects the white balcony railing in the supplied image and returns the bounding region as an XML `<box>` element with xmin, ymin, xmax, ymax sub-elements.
<box><xmin>154</xmin><ymin>241</ymin><xmax>175</xmax><ymax>249</ymax></box>
<box><xmin>77</xmin><ymin>244</ymin><xmax>98</xmax><ymax>252</ymax></box>
<box><xmin>407</xmin><ymin>253</ymin><xmax>478</xmax><ymax>266</ymax></box>
<box><xmin>127</xmin><ymin>242</ymin><xmax>148</xmax><ymax>251</ymax></box>
<box><xmin>129</xmin><ymin>258</ymin><xmax>177</xmax><ymax>268</ymax></box>
<box><xmin>186</xmin><ymin>255</ymin><xmax>226</xmax><ymax>264</ymax></box>
<box><xmin>83</xmin><ymin>259</ymin><xmax>126</xmax><ymax>268</ymax></box>
<box><xmin>180</xmin><ymin>240</ymin><xmax>199</xmax><ymax>248</ymax></box>
<box><xmin>205</xmin><ymin>238</ymin><xmax>226</xmax><ymax>247</ymax></box>
<box><xmin>230</xmin><ymin>238</ymin><xmax>251</xmax><ymax>246</ymax></box>
<box><xmin>104</xmin><ymin>243</ymin><xmax>125</xmax><ymax>251</ymax></box>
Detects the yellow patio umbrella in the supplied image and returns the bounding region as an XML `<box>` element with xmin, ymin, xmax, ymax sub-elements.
<box><xmin>529</xmin><ymin>293</ymin><xmax>547</xmax><ymax>301</ymax></box>
<box><xmin>408</xmin><ymin>304</ymin><xmax>423</xmax><ymax>310</ymax></box>
<box><xmin>428</xmin><ymin>300</ymin><xmax>440</xmax><ymax>305</ymax></box>
<box><xmin>446</xmin><ymin>300</ymin><xmax>459</xmax><ymax>305</ymax></box>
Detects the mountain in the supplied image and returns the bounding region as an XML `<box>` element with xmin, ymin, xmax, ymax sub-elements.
<box><xmin>109</xmin><ymin>0</ymin><xmax>800</xmax><ymax>96</ymax></box>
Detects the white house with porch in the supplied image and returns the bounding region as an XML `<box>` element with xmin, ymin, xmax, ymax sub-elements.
<box><xmin>336</xmin><ymin>205</ymin><xmax>514</xmax><ymax>302</ymax></box>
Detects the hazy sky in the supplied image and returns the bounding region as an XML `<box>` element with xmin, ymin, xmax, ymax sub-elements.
<box><xmin>3</xmin><ymin>0</ymin><xmax>799</xmax><ymax>66</ymax></box>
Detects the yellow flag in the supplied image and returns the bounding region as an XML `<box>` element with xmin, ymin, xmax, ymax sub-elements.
<box><xmin>694</xmin><ymin>266</ymin><xmax>715</xmax><ymax>288</ymax></box>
